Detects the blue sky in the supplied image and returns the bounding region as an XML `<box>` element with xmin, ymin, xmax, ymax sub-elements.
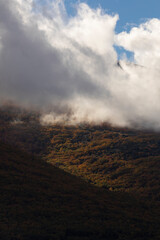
<box><xmin>64</xmin><ymin>0</ymin><xmax>160</xmax><ymax>33</ymax></box>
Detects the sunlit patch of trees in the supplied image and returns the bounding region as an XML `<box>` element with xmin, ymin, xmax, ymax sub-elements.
<box><xmin>44</xmin><ymin>125</ymin><xmax>160</xmax><ymax>201</ymax></box>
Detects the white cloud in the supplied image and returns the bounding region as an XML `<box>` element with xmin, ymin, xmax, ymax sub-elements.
<box><xmin>0</xmin><ymin>0</ymin><xmax>160</xmax><ymax>129</ymax></box>
<box><xmin>115</xmin><ymin>18</ymin><xmax>160</xmax><ymax>67</ymax></box>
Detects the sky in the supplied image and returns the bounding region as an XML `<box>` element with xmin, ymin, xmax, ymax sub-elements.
<box><xmin>0</xmin><ymin>0</ymin><xmax>160</xmax><ymax>129</ymax></box>
<box><xmin>58</xmin><ymin>0</ymin><xmax>160</xmax><ymax>32</ymax></box>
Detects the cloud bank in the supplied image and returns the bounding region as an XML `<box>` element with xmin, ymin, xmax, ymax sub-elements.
<box><xmin>0</xmin><ymin>0</ymin><xmax>160</xmax><ymax>129</ymax></box>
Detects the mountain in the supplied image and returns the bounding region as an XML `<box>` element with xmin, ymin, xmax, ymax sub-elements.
<box><xmin>1</xmin><ymin>104</ymin><xmax>160</xmax><ymax>202</ymax></box>
<box><xmin>0</xmin><ymin>141</ymin><xmax>160</xmax><ymax>240</ymax></box>
<box><xmin>0</xmin><ymin>104</ymin><xmax>160</xmax><ymax>239</ymax></box>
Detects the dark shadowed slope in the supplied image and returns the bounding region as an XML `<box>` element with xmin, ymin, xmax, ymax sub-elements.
<box><xmin>0</xmin><ymin>141</ymin><xmax>160</xmax><ymax>240</ymax></box>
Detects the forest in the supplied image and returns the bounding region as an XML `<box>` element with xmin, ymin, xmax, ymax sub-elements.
<box><xmin>0</xmin><ymin>103</ymin><xmax>160</xmax><ymax>239</ymax></box>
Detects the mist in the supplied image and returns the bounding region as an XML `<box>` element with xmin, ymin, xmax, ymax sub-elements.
<box><xmin>0</xmin><ymin>0</ymin><xmax>160</xmax><ymax>129</ymax></box>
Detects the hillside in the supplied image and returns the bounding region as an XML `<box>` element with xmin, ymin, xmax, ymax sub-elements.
<box><xmin>45</xmin><ymin>125</ymin><xmax>160</xmax><ymax>201</ymax></box>
<box><xmin>0</xmin><ymin>141</ymin><xmax>160</xmax><ymax>240</ymax></box>
<box><xmin>0</xmin><ymin>104</ymin><xmax>160</xmax><ymax>202</ymax></box>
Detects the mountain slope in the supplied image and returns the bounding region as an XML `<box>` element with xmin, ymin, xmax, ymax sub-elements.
<box><xmin>0</xmin><ymin>141</ymin><xmax>160</xmax><ymax>240</ymax></box>
<box><xmin>0</xmin><ymin>104</ymin><xmax>160</xmax><ymax>202</ymax></box>
<box><xmin>44</xmin><ymin>125</ymin><xmax>160</xmax><ymax>201</ymax></box>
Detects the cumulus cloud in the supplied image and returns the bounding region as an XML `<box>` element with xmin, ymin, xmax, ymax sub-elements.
<box><xmin>0</xmin><ymin>0</ymin><xmax>160</xmax><ymax>129</ymax></box>
<box><xmin>115</xmin><ymin>19</ymin><xmax>160</xmax><ymax>67</ymax></box>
